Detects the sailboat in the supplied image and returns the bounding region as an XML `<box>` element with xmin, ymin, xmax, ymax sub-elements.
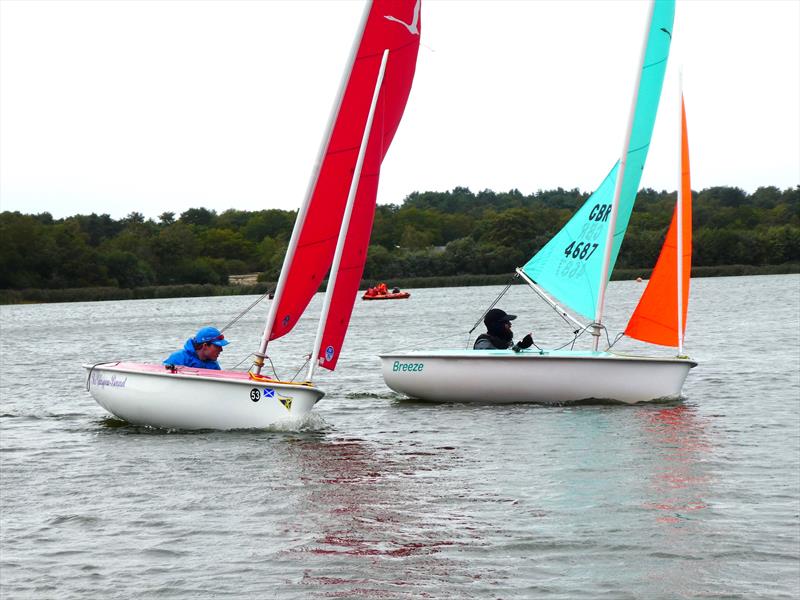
<box><xmin>381</xmin><ymin>0</ymin><xmax>697</xmax><ymax>405</ymax></box>
<box><xmin>84</xmin><ymin>0</ymin><xmax>422</xmax><ymax>429</ymax></box>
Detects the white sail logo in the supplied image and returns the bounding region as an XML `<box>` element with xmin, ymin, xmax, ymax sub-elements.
<box><xmin>384</xmin><ymin>0</ymin><xmax>420</xmax><ymax>35</ymax></box>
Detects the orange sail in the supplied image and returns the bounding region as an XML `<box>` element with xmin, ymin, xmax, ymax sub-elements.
<box><xmin>624</xmin><ymin>93</ymin><xmax>691</xmax><ymax>348</ymax></box>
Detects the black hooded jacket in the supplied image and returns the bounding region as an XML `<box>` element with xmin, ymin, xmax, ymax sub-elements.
<box><xmin>473</xmin><ymin>319</ymin><xmax>514</xmax><ymax>350</ymax></box>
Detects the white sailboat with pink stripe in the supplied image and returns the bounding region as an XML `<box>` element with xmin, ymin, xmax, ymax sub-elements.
<box><xmin>85</xmin><ymin>0</ymin><xmax>422</xmax><ymax>429</ymax></box>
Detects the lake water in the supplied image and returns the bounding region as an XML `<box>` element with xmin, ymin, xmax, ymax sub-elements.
<box><xmin>1</xmin><ymin>274</ymin><xmax>799</xmax><ymax>599</ymax></box>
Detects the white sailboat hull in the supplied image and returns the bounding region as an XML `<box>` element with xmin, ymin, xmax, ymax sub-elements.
<box><xmin>84</xmin><ymin>362</ymin><xmax>324</xmax><ymax>430</ymax></box>
<box><xmin>380</xmin><ymin>350</ymin><xmax>696</xmax><ymax>405</ymax></box>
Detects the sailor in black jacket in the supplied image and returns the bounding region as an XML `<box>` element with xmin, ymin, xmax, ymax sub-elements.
<box><xmin>473</xmin><ymin>308</ymin><xmax>533</xmax><ymax>351</ymax></box>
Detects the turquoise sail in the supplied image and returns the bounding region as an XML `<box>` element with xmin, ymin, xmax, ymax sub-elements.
<box><xmin>521</xmin><ymin>0</ymin><xmax>674</xmax><ymax>320</ymax></box>
<box><xmin>523</xmin><ymin>162</ymin><xmax>620</xmax><ymax>319</ymax></box>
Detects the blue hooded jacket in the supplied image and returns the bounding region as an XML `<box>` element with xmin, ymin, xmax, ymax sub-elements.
<box><xmin>164</xmin><ymin>338</ymin><xmax>222</xmax><ymax>370</ymax></box>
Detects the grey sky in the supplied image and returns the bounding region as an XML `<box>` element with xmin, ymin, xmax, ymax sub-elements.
<box><xmin>1</xmin><ymin>0</ymin><xmax>798</xmax><ymax>220</ymax></box>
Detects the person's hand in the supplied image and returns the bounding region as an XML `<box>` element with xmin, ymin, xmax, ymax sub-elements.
<box><xmin>518</xmin><ymin>333</ymin><xmax>533</xmax><ymax>349</ymax></box>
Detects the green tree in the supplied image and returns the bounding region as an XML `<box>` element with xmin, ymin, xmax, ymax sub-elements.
<box><xmin>102</xmin><ymin>250</ymin><xmax>155</xmax><ymax>287</ymax></box>
<box><xmin>0</xmin><ymin>212</ymin><xmax>58</xmax><ymax>288</ymax></box>
<box><xmin>242</xmin><ymin>209</ymin><xmax>295</xmax><ymax>242</ymax></box>
<box><xmin>50</xmin><ymin>221</ymin><xmax>108</xmax><ymax>287</ymax></box>
<box><xmin>199</xmin><ymin>229</ymin><xmax>257</xmax><ymax>263</ymax></box>
<box><xmin>364</xmin><ymin>244</ymin><xmax>392</xmax><ymax>280</ymax></box>
<box><xmin>180</xmin><ymin>207</ymin><xmax>217</xmax><ymax>228</ymax></box>
<box><xmin>399</xmin><ymin>225</ymin><xmax>433</xmax><ymax>250</ymax></box>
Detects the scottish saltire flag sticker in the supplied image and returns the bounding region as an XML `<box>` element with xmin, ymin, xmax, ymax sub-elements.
<box><xmin>263</xmin><ymin>388</ymin><xmax>275</xmax><ymax>399</ymax></box>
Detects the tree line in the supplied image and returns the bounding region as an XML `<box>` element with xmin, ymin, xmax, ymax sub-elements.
<box><xmin>1</xmin><ymin>185</ymin><xmax>797</xmax><ymax>291</ymax></box>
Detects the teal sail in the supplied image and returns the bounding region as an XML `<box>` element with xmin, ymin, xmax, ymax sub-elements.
<box><xmin>523</xmin><ymin>162</ymin><xmax>620</xmax><ymax>319</ymax></box>
<box><xmin>521</xmin><ymin>0</ymin><xmax>674</xmax><ymax>320</ymax></box>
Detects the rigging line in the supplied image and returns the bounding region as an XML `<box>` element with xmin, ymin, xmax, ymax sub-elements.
<box><xmin>552</xmin><ymin>333</ymin><xmax>580</xmax><ymax>351</ymax></box>
<box><xmin>606</xmin><ymin>330</ymin><xmax>625</xmax><ymax>350</ymax></box>
<box><xmin>219</xmin><ymin>288</ymin><xmax>273</xmax><ymax>334</ymax></box>
<box><xmin>232</xmin><ymin>353</ymin><xmax>257</xmax><ymax>370</ymax></box>
<box><xmin>468</xmin><ymin>273</ymin><xmax>519</xmax><ymax>334</ymax></box>
<box><xmin>528</xmin><ymin>339</ymin><xmax>544</xmax><ymax>352</ymax></box>
<box><xmin>568</xmin><ymin>321</ymin><xmax>615</xmax><ymax>350</ymax></box>
<box><xmin>246</xmin><ymin>354</ymin><xmax>281</xmax><ymax>381</ymax></box>
<box><xmin>289</xmin><ymin>356</ymin><xmax>311</xmax><ymax>383</ymax></box>
<box><xmin>547</xmin><ymin>323</ymin><xmax>595</xmax><ymax>352</ymax></box>
<box><xmin>266</xmin><ymin>355</ymin><xmax>281</xmax><ymax>381</ymax></box>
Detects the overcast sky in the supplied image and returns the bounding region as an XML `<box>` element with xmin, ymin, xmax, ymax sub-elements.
<box><xmin>1</xmin><ymin>0</ymin><xmax>798</xmax><ymax>220</ymax></box>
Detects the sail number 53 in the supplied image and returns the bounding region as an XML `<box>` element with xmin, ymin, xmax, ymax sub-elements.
<box><xmin>564</xmin><ymin>241</ymin><xmax>599</xmax><ymax>260</ymax></box>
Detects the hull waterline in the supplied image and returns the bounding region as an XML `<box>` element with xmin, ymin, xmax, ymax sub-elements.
<box><xmin>84</xmin><ymin>362</ymin><xmax>324</xmax><ymax>430</ymax></box>
<box><xmin>380</xmin><ymin>350</ymin><xmax>696</xmax><ymax>405</ymax></box>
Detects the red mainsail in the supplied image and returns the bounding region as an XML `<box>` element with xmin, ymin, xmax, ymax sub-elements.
<box><xmin>624</xmin><ymin>94</ymin><xmax>692</xmax><ymax>347</ymax></box>
<box><xmin>268</xmin><ymin>0</ymin><xmax>421</xmax><ymax>372</ymax></box>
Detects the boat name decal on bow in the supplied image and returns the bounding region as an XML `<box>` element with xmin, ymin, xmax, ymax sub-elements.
<box><xmin>384</xmin><ymin>0</ymin><xmax>421</xmax><ymax>35</ymax></box>
<box><xmin>393</xmin><ymin>361</ymin><xmax>424</xmax><ymax>372</ymax></box>
<box><xmin>91</xmin><ymin>373</ymin><xmax>127</xmax><ymax>388</ymax></box>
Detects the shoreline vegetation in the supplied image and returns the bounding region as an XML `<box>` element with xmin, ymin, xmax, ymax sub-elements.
<box><xmin>1</xmin><ymin>264</ymin><xmax>796</xmax><ymax>305</ymax></box>
<box><xmin>2</xmin><ymin>185</ymin><xmax>797</xmax><ymax>305</ymax></box>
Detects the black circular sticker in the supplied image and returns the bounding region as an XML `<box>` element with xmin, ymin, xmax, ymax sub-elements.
<box><xmin>250</xmin><ymin>388</ymin><xmax>260</xmax><ymax>402</ymax></box>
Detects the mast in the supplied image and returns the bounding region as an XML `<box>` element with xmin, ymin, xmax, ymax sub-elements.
<box><xmin>252</xmin><ymin>2</ymin><xmax>371</xmax><ymax>375</ymax></box>
<box><xmin>308</xmin><ymin>49</ymin><xmax>390</xmax><ymax>381</ymax></box>
<box><xmin>676</xmin><ymin>79</ymin><xmax>685</xmax><ymax>355</ymax></box>
<box><xmin>592</xmin><ymin>0</ymin><xmax>656</xmax><ymax>351</ymax></box>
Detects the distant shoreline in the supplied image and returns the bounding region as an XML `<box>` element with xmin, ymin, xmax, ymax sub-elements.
<box><xmin>1</xmin><ymin>264</ymin><xmax>797</xmax><ymax>305</ymax></box>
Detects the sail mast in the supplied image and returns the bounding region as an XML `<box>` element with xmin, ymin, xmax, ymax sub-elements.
<box><xmin>252</xmin><ymin>3</ymin><xmax>371</xmax><ymax>375</ymax></box>
<box><xmin>592</xmin><ymin>0</ymin><xmax>656</xmax><ymax>350</ymax></box>
<box><xmin>307</xmin><ymin>49</ymin><xmax>390</xmax><ymax>381</ymax></box>
<box><xmin>677</xmin><ymin>80</ymin><xmax>692</xmax><ymax>355</ymax></box>
<box><xmin>677</xmin><ymin>80</ymin><xmax>686</xmax><ymax>355</ymax></box>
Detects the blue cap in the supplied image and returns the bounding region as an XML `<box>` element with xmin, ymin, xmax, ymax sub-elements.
<box><xmin>194</xmin><ymin>326</ymin><xmax>229</xmax><ymax>347</ymax></box>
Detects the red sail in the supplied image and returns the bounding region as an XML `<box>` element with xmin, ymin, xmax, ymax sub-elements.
<box><xmin>269</xmin><ymin>0</ymin><xmax>421</xmax><ymax>362</ymax></box>
<box><xmin>625</xmin><ymin>95</ymin><xmax>692</xmax><ymax>347</ymax></box>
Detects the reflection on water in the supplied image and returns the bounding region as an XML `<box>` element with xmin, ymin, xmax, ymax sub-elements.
<box><xmin>640</xmin><ymin>405</ymin><xmax>711</xmax><ymax>523</ymax></box>
<box><xmin>282</xmin><ymin>436</ymin><xmax>475</xmax><ymax>596</ymax></box>
<box><xmin>637</xmin><ymin>404</ymin><xmax>716</xmax><ymax>599</ymax></box>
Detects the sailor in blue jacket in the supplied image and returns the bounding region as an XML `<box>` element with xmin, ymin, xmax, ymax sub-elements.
<box><xmin>164</xmin><ymin>326</ymin><xmax>229</xmax><ymax>370</ymax></box>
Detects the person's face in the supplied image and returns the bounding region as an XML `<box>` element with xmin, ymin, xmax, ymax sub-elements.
<box><xmin>198</xmin><ymin>342</ymin><xmax>223</xmax><ymax>362</ymax></box>
<box><xmin>503</xmin><ymin>320</ymin><xmax>513</xmax><ymax>332</ymax></box>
